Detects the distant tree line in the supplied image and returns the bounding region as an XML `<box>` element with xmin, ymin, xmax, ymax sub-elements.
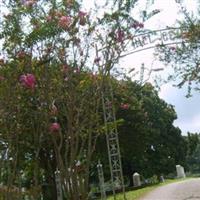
<box><xmin>185</xmin><ymin>132</ymin><xmax>200</xmax><ymax>174</ymax></box>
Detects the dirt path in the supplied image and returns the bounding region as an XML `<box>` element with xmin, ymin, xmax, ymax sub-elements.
<box><xmin>139</xmin><ymin>178</ymin><xmax>200</xmax><ymax>200</ymax></box>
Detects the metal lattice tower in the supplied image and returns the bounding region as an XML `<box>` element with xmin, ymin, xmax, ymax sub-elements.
<box><xmin>102</xmin><ymin>77</ymin><xmax>126</xmax><ymax>200</ymax></box>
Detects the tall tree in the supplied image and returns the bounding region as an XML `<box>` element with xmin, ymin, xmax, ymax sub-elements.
<box><xmin>0</xmin><ymin>0</ymin><xmax>158</xmax><ymax>199</ymax></box>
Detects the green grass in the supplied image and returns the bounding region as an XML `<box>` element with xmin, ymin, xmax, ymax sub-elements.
<box><xmin>107</xmin><ymin>178</ymin><xmax>192</xmax><ymax>200</ymax></box>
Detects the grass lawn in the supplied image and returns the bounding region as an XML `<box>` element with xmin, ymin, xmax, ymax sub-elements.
<box><xmin>107</xmin><ymin>178</ymin><xmax>191</xmax><ymax>200</ymax></box>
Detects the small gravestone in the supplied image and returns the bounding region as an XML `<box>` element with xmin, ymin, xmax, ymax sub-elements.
<box><xmin>160</xmin><ymin>175</ymin><xmax>165</xmax><ymax>182</ymax></box>
<box><xmin>133</xmin><ymin>172</ymin><xmax>141</xmax><ymax>187</ymax></box>
<box><xmin>176</xmin><ymin>165</ymin><xmax>186</xmax><ymax>178</ymax></box>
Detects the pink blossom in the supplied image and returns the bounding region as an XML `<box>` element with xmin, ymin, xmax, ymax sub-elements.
<box><xmin>58</xmin><ymin>16</ymin><xmax>71</xmax><ymax>29</ymax></box>
<box><xmin>120</xmin><ymin>103</ymin><xmax>130</xmax><ymax>110</ymax></box>
<box><xmin>116</xmin><ymin>30</ymin><xmax>125</xmax><ymax>43</ymax></box>
<box><xmin>78</xmin><ymin>11</ymin><xmax>87</xmax><ymax>26</ymax></box>
<box><xmin>46</xmin><ymin>15</ymin><xmax>52</xmax><ymax>22</ymax></box>
<box><xmin>23</xmin><ymin>0</ymin><xmax>36</xmax><ymax>7</ymax></box>
<box><xmin>132</xmin><ymin>22</ymin><xmax>144</xmax><ymax>29</ymax></box>
<box><xmin>78</xmin><ymin>11</ymin><xmax>87</xmax><ymax>18</ymax></box>
<box><xmin>19</xmin><ymin>73</ymin><xmax>36</xmax><ymax>89</ymax></box>
<box><xmin>49</xmin><ymin>122</ymin><xmax>60</xmax><ymax>132</ymax></box>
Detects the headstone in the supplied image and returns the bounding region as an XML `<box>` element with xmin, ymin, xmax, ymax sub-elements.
<box><xmin>133</xmin><ymin>172</ymin><xmax>141</xmax><ymax>187</ymax></box>
<box><xmin>160</xmin><ymin>175</ymin><xmax>165</xmax><ymax>182</ymax></box>
<box><xmin>176</xmin><ymin>165</ymin><xmax>186</xmax><ymax>178</ymax></box>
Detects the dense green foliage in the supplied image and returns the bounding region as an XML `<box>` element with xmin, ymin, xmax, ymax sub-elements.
<box><xmin>0</xmin><ymin>0</ymin><xmax>159</xmax><ymax>199</ymax></box>
<box><xmin>185</xmin><ymin>132</ymin><xmax>200</xmax><ymax>174</ymax></box>
<box><xmin>93</xmin><ymin>80</ymin><xmax>187</xmax><ymax>185</ymax></box>
<box><xmin>1</xmin><ymin>0</ymin><xmax>198</xmax><ymax>199</ymax></box>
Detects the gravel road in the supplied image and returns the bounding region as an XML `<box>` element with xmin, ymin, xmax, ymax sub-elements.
<box><xmin>139</xmin><ymin>178</ymin><xmax>200</xmax><ymax>200</ymax></box>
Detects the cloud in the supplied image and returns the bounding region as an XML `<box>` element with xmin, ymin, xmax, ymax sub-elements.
<box><xmin>174</xmin><ymin>113</ymin><xmax>200</xmax><ymax>134</ymax></box>
<box><xmin>159</xmin><ymin>84</ymin><xmax>200</xmax><ymax>135</ymax></box>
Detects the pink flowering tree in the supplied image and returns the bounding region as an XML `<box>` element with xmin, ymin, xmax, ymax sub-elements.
<box><xmin>0</xmin><ymin>0</ymin><xmax>156</xmax><ymax>199</ymax></box>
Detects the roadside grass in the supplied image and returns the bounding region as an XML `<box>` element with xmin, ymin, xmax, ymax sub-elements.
<box><xmin>107</xmin><ymin>178</ymin><xmax>192</xmax><ymax>200</ymax></box>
